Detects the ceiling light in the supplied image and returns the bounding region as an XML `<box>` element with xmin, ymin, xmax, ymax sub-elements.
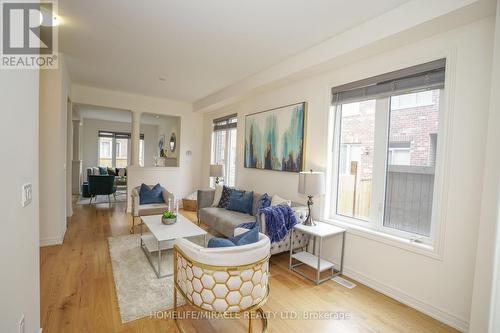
<box><xmin>158</xmin><ymin>76</ymin><xmax>167</xmax><ymax>82</ymax></box>
<box><xmin>52</xmin><ymin>15</ymin><xmax>61</xmax><ymax>26</ymax></box>
<box><xmin>39</xmin><ymin>6</ymin><xmax>61</xmax><ymax>27</ymax></box>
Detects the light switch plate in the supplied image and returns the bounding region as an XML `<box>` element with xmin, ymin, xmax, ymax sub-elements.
<box><xmin>22</xmin><ymin>183</ymin><xmax>32</xmax><ymax>207</ymax></box>
<box><xmin>19</xmin><ymin>314</ymin><xmax>25</xmax><ymax>333</ymax></box>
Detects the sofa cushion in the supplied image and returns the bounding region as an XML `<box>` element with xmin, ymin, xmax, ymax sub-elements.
<box><xmin>227</xmin><ymin>190</ymin><xmax>253</xmax><ymax>215</ymax></box>
<box><xmin>98</xmin><ymin>166</ymin><xmax>108</xmax><ymax>175</ymax></box>
<box><xmin>255</xmin><ymin>193</ymin><xmax>271</xmax><ymax>212</ymax></box>
<box><xmin>217</xmin><ymin>185</ymin><xmax>233</xmax><ymax>208</ymax></box>
<box><xmin>199</xmin><ymin>207</ymin><xmax>256</xmax><ymax>238</ymax></box>
<box><xmin>251</xmin><ymin>192</ymin><xmax>263</xmax><ymax>216</ymax></box>
<box><xmin>211</xmin><ymin>184</ymin><xmax>223</xmax><ymax>207</ymax></box>
<box><xmin>137</xmin><ymin>203</ymin><xmax>168</xmax><ymax>216</ymax></box>
<box><xmin>271</xmin><ymin>194</ymin><xmax>291</xmax><ymax>206</ymax></box>
<box><xmin>207</xmin><ymin>237</ymin><xmax>235</xmax><ymax>248</ymax></box>
<box><xmin>230</xmin><ymin>226</ymin><xmax>259</xmax><ymax>246</ymax></box>
<box><xmin>139</xmin><ymin>183</ymin><xmax>164</xmax><ymax>205</ymax></box>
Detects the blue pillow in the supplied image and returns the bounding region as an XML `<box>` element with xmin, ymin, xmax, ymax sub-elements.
<box><xmin>227</xmin><ymin>190</ymin><xmax>253</xmax><ymax>215</ymax></box>
<box><xmin>207</xmin><ymin>237</ymin><xmax>235</xmax><ymax>248</ymax></box>
<box><xmin>230</xmin><ymin>226</ymin><xmax>259</xmax><ymax>246</ymax></box>
<box><xmin>98</xmin><ymin>166</ymin><xmax>108</xmax><ymax>175</ymax></box>
<box><xmin>139</xmin><ymin>183</ymin><xmax>164</xmax><ymax>205</ymax></box>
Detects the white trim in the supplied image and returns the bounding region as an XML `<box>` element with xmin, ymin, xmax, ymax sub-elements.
<box><xmin>342</xmin><ymin>266</ymin><xmax>469</xmax><ymax>332</ymax></box>
<box><xmin>323</xmin><ymin>217</ymin><xmax>443</xmax><ymax>260</ymax></box>
<box><xmin>40</xmin><ymin>236</ymin><xmax>64</xmax><ymax>247</ymax></box>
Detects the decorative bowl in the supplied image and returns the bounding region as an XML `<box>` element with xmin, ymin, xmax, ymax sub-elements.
<box><xmin>162</xmin><ymin>216</ymin><xmax>177</xmax><ymax>225</ymax></box>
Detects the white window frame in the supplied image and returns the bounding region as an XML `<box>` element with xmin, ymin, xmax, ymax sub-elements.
<box><xmin>97</xmin><ymin>132</ymin><xmax>143</xmax><ymax>168</ymax></box>
<box><xmin>326</xmin><ymin>89</ymin><xmax>446</xmax><ymax>250</ymax></box>
<box><xmin>390</xmin><ymin>90</ymin><xmax>434</xmax><ymax>110</ymax></box>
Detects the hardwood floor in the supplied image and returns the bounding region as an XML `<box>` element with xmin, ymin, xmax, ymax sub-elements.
<box><xmin>40</xmin><ymin>200</ymin><xmax>458</xmax><ymax>333</ymax></box>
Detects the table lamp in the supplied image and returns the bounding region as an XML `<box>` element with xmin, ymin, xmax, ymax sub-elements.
<box><xmin>210</xmin><ymin>164</ymin><xmax>224</xmax><ymax>185</ymax></box>
<box><xmin>298</xmin><ymin>170</ymin><xmax>325</xmax><ymax>226</ymax></box>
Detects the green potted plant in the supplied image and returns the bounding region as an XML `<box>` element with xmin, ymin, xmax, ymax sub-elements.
<box><xmin>161</xmin><ymin>210</ymin><xmax>177</xmax><ymax>225</ymax></box>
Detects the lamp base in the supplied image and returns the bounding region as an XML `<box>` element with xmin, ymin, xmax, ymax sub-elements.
<box><xmin>303</xmin><ymin>195</ymin><xmax>316</xmax><ymax>226</ymax></box>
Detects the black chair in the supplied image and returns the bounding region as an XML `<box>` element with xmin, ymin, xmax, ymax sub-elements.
<box><xmin>88</xmin><ymin>175</ymin><xmax>117</xmax><ymax>205</ymax></box>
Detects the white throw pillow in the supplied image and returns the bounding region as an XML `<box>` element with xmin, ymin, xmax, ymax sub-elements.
<box><xmin>271</xmin><ymin>194</ymin><xmax>291</xmax><ymax>207</ymax></box>
<box><xmin>211</xmin><ymin>185</ymin><xmax>223</xmax><ymax>207</ymax></box>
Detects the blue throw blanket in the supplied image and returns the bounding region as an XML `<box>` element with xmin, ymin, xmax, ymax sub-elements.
<box><xmin>239</xmin><ymin>205</ymin><xmax>297</xmax><ymax>243</ymax></box>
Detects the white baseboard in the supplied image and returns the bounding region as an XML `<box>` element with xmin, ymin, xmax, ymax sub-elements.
<box><xmin>40</xmin><ymin>236</ymin><xmax>64</xmax><ymax>247</ymax></box>
<box><xmin>342</xmin><ymin>267</ymin><xmax>469</xmax><ymax>332</ymax></box>
<box><xmin>40</xmin><ymin>227</ymin><xmax>66</xmax><ymax>247</ymax></box>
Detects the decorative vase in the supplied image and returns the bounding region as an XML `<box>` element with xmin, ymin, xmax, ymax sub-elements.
<box><xmin>162</xmin><ymin>216</ymin><xmax>177</xmax><ymax>225</ymax></box>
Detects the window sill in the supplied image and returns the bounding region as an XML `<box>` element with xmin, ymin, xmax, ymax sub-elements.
<box><xmin>321</xmin><ymin>218</ymin><xmax>444</xmax><ymax>261</ymax></box>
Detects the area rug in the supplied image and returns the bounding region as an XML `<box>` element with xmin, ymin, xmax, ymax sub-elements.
<box><xmin>108</xmin><ymin>233</ymin><xmax>207</xmax><ymax>323</ymax></box>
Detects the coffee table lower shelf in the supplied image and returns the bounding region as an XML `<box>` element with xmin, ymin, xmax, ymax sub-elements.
<box><xmin>140</xmin><ymin>233</ymin><xmax>175</xmax><ymax>278</ymax></box>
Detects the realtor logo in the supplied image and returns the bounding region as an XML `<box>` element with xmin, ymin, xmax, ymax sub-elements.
<box><xmin>1</xmin><ymin>0</ymin><xmax>58</xmax><ymax>69</ymax></box>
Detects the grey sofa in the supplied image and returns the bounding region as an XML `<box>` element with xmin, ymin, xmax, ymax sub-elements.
<box><xmin>197</xmin><ymin>188</ymin><xmax>310</xmax><ymax>255</ymax></box>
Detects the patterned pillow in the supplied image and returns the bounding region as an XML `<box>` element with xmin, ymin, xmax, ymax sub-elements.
<box><xmin>256</xmin><ymin>193</ymin><xmax>271</xmax><ymax>213</ymax></box>
<box><xmin>217</xmin><ymin>186</ymin><xmax>233</xmax><ymax>209</ymax></box>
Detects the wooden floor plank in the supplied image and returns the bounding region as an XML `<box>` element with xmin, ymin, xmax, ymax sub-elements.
<box><xmin>40</xmin><ymin>199</ymin><xmax>459</xmax><ymax>333</ymax></box>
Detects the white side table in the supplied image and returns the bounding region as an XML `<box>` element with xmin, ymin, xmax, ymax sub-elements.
<box><xmin>289</xmin><ymin>221</ymin><xmax>346</xmax><ymax>285</ymax></box>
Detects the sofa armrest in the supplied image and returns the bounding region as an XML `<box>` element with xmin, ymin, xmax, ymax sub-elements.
<box><xmin>258</xmin><ymin>205</ymin><xmax>308</xmax><ymax>235</ymax></box>
<box><xmin>197</xmin><ymin>189</ymin><xmax>215</xmax><ymax>215</ymax></box>
<box><xmin>162</xmin><ymin>188</ymin><xmax>174</xmax><ymax>207</ymax></box>
<box><xmin>292</xmin><ymin>207</ymin><xmax>308</xmax><ymax>224</ymax></box>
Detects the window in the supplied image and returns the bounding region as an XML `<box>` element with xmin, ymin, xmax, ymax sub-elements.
<box><xmin>328</xmin><ymin>59</ymin><xmax>445</xmax><ymax>245</ymax></box>
<box><xmin>98</xmin><ymin>131</ymin><xmax>144</xmax><ymax>168</ymax></box>
<box><xmin>211</xmin><ymin>114</ymin><xmax>237</xmax><ymax>187</ymax></box>
<box><xmin>139</xmin><ymin>139</ymin><xmax>145</xmax><ymax>167</ymax></box>
<box><xmin>336</xmin><ymin>100</ymin><xmax>375</xmax><ymax>221</ymax></box>
<box><xmin>98</xmin><ymin>137</ymin><xmax>113</xmax><ymax>167</ymax></box>
<box><xmin>387</xmin><ymin>142</ymin><xmax>411</xmax><ymax>166</ymax></box>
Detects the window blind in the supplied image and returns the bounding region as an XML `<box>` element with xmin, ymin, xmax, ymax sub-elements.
<box><xmin>213</xmin><ymin>113</ymin><xmax>237</xmax><ymax>132</ymax></box>
<box><xmin>331</xmin><ymin>59</ymin><xmax>446</xmax><ymax>105</ymax></box>
<box><xmin>98</xmin><ymin>130</ymin><xmax>144</xmax><ymax>140</ymax></box>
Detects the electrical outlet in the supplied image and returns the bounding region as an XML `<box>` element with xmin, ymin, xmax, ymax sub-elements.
<box><xmin>22</xmin><ymin>183</ymin><xmax>32</xmax><ymax>207</ymax></box>
<box><xmin>19</xmin><ymin>315</ymin><xmax>25</xmax><ymax>333</ymax></box>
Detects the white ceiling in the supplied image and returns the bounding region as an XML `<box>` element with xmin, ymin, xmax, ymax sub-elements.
<box><xmin>60</xmin><ymin>0</ymin><xmax>411</xmax><ymax>103</ymax></box>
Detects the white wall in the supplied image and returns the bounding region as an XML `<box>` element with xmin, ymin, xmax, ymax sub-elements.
<box><xmin>0</xmin><ymin>68</ymin><xmax>40</xmax><ymax>331</ymax></box>
<box><xmin>469</xmin><ymin>2</ymin><xmax>500</xmax><ymax>332</ymax></box>
<box><xmin>202</xmin><ymin>18</ymin><xmax>495</xmax><ymax>331</ymax></box>
<box><xmin>141</xmin><ymin>123</ymin><xmax>159</xmax><ymax>167</ymax></box>
<box><xmin>155</xmin><ymin>115</ymin><xmax>180</xmax><ymax>160</ymax></box>
<box><xmin>39</xmin><ymin>56</ymin><xmax>71</xmax><ymax>246</ymax></box>
<box><xmin>70</xmin><ymin>85</ymin><xmax>204</xmax><ymax>209</ymax></box>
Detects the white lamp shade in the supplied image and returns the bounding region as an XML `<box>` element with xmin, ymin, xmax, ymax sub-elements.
<box><xmin>298</xmin><ymin>171</ymin><xmax>325</xmax><ymax>196</ymax></box>
<box><xmin>210</xmin><ymin>164</ymin><xmax>224</xmax><ymax>178</ymax></box>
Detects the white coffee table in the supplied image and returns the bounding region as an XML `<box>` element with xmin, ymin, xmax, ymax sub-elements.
<box><xmin>140</xmin><ymin>214</ymin><xmax>208</xmax><ymax>278</ymax></box>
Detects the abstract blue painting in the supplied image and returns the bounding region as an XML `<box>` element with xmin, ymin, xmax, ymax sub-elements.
<box><xmin>245</xmin><ymin>102</ymin><xmax>306</xmax><ymax>172</ymax></box>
